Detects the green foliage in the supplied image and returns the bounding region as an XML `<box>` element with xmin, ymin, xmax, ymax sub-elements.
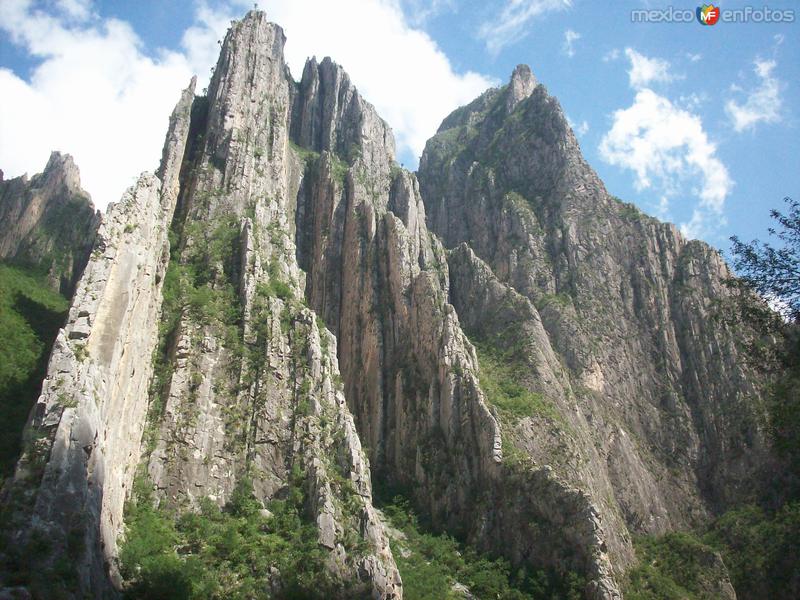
<box><xmin>535</xmin><ymin>292</ymin><xmax>572</xmax><ymax>311</ymax></box>
<box><xmin>730</xmin><ymin>196</ymin><xmax>799</xmax><ymax>322</ymax></box>
<box><xmin>121</xmin><ymin>476</ymin><xmax>345</xmax><ymax>599</ymax></box>
<box><xmin>625</xmin><ymin>504</ymin><xmax>800</xmax><ymax>600</ymax></box>
<box><xmin>329</xmin><ymin>153</ymin><xmax>349</xmax><ymax>184</ymax></box>
<box><xmin>611</xmin><ymin>197</ymin><xmax>647</xmax><ymax>222</ymax></box>
<box><xmin>380</xmin><ymin>495</ymin><xmax>585</xmax><ymax>600</ymax></box>
<box><xmin>0</xmin><ymin>263</ymin><xmax>68</xmax><ymax>479</ymax></box>
<box><xmin>288</xmin><ymin>140</ymin><xmax>320</xmax><ymax>166</ymax></box>
<box><xmin>704</xmin><ymin>502</ymin><xmax>800</xmax><ymax>600</ymax></box>
<box><xmin>472</xmin><ymin>341</ymin><xmax>560</xmax><ymax>422</ymax></box>
<box><xmin>725</xmin><ymin>197</ymin><xmax>800</xmax><ymax>498</ymax></box>
<box><xmin>624</xmin><ymin>531</ymin><xmax>729</xmax><ymax>600</ymax></box>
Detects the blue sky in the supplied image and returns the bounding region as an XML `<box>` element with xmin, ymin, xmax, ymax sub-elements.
<box><xmin>0</xmin><ymin>0</ymin><xmax>797</xmax><ymax>254</ymax></box>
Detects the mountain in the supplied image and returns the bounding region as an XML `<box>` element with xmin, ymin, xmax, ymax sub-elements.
<box><xmin>0</xmin><ymin>152</ymin><xmax>100</xmax><ymax>296</ymax></box>
<box><xmin>0</xmin><ymin>11</ymin><xmax>776</xmax><ymax>600</ymax></box>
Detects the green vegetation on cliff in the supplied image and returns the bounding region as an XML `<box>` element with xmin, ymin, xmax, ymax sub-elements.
<box><xmin>380</xmin><ymin>494</ymin><xmax>584</xmax><ymax>600</ymax></box>
<box><xmin>0</xmin><ymin>262</ymin><xmax>68</xmax><ymax>480</ymax></box>
<box><xmin>121</xmin><ymin>473</ymin><xmax>347</xmax><ymax>599</ymax></box>
<box><xmin>625</xmin><ymin>503</ymin><xmax>800</xmax><ymax>600</ymax></box>
<box><xmin>471</xmin><ymin>340</ymin><xmax>559</xmax><ymax>422</ymax></box>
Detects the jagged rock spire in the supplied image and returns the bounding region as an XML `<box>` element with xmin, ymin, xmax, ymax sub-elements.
<box><xmin>507</xmin><ymin>64</ymin><xmax>536</xmax><ymax>111</ymax></box>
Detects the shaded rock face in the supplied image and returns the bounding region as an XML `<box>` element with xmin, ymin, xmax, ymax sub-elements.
<box><xmin>144</xmin><ymin>14</ymin><xmax>400</xmax><ymax>596</ymax></box>
<box><xmin>418</xmin><ymin>69</ymin><xmax>770</xmax><ymax>571</ymax></box>
<box><xmin>292</xmin><ymin>45</ymin><xmax>621</xmax><ymax>600</ymax></box>
<box><xmin>0</xmin><ymin>152</ymin><xmax>100</xmax><ymax>296</ymax></box>
<box><xmin>2</xmin><ymin>14</ymin><xmax>401</xmax><ymax>599</ymax></box>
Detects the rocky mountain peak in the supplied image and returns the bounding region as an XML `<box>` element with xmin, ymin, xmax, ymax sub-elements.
<box><xmin>293</xmin><ymin>54</ymin><xmax>395</xmax><ymax>177</ymax></box>
<box><xmin>507</xmin><ymin>63</ymin><xmax>537</xmax><ymax>110</ymax></box>
<box><xmin>41</xmin><ymin>151</ymin><xmax>86</xmax><ymax>199</ymax></box>
<box><xmin>0</xmin><ymin>152</ymin><xmax>99</xmax><ymax>295</ymax></box>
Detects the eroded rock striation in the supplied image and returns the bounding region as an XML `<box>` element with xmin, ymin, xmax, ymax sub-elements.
<box><xmin>418</xmin><ymin>65</ymin><xmax>771</xmax><ymax>576</ymax></box>
<box><xmin>0</xmin><ymin>11</ymin><xmax>771</xmax><ymax>600</ymax></box>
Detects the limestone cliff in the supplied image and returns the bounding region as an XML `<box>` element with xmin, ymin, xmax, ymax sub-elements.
<box><xmin>0</xmin><ymin>152</ymin><xmax>100</xmax><ymax>296</ymax></box>
<box><xmin>0</xmin><ymin>11</ymin><xmax>771</xmax><ymax>600</ymax></box>
<box><xmin>293</xmin><ymin>53</ymin><xmax>621</xmax><ymax>600</ymax></box>
<box><xmin>418</xmin><ymin>65</ymin><xmax>770</xmax><ymax>575</ymax></box>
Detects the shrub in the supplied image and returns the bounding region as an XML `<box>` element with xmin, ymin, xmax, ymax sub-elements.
<box><xmin>120</xmin><ymin>475</ymin><xmax>342</xmax><ymax>599</ymax></box>
<box><xmin>380</xmin><ymin>494</ymin><xmax>586</xmax><ymax>599</ymax></box>
<box><xmin>0</xmin><ymin>263</ymin><xmax>68</xmax><ymax>478</ymax></box>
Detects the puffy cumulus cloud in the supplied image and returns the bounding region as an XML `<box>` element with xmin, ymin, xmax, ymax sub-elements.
<box><xmin>726</xmin><ymin>59</ymin><xmax>783</xmax><ymax>133</ymax></box>
<box><xmin>624</xmin><ymin>48</ymin><xmax>675</xmax><ymax>89</ymax></box>
<box><xmin>239</xmin><ymin>0</ymin><xmax>495</xmax><ymax>164</ymax></box>
<box><xmin>0</xmin><ymin>0</ymin><xmax>223</xmax><ymax>210</ymax></box>
<box><xmin>0</xmin><ymin>0</ymin><xmax>495</xmax><ymax>209</ymax></box>
<box><xmin>562</xmin><ymin>29</ymin><xmax>580</xmax><ymax>58</ymax></box>
<box><xmin>599</xmin><ymin>88</ymin><xmax>733</xmax><ymax>239</ymax></box>
<box><xmin>55</xmin><ymin>0</ymin><xmax>92</xmax><ymax>20</ymax></box>
<box><xmin>478</xmin><ymin>0</ymin><xmax>571</xmax><ymax>56</ymax></box>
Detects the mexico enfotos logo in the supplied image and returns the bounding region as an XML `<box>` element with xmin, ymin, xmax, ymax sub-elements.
<box><xmin>632</xmin><ymin>4</ymin><xmax>795</xmax><ymax>24</ymax></box>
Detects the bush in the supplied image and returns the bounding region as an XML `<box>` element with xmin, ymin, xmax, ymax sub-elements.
<box><xmin>380</xmin><ymin>494</ymin><xmax>585</xmax><ymax>599</ymax></box>
<box><xmin>625</xmin><ymin>504</ymin><xmax>800</xmax><ymax>600</ymax></box>
<box><xmin>0</xmin><ymin>263</ymin><xmax>68</xmax><ymax>478</ymax></box>
<box><xmin>472</xmin><ymin>341</ymin><xmax>560</xmax><ymax>422</ymax></box>
<box><xmin>704</xmin><ymin>502</ymin><xmax>800</xmax><ymax>600</ymax></box>
<box><xmin>120</xmin><ymin>476</ymin><xmax>342</xmax><ymax>599</ymax></box>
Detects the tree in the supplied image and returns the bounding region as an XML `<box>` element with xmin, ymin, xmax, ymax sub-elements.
<box><xmin>730</xmin><ymin>196</ymin><xmax>800</xmax><ymax>324</ymax></box>
<box><xmin>728</xmin><ymin>196</ymin><xmax>800</xmax><ymax>498</ymax></box>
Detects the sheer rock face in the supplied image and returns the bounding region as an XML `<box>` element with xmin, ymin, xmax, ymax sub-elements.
<box><xmin>418</xmin><ymin>68</ymin><xmax>771</xmax><ymax>571</ymax></box>
<box><xmin>0</xmin><ymin>152</ymin><xmax>100</xmax><ymax>296</ymax></box>
<box><xmin>0</xmin><ymin>79</ymin><xmax>195</xmax><ymax>597</ymax></box>
<box><xmin>293</xmin><ymin>52</ymin><xmax>621</xmax><ymax>600</ymax></box>
<box><xmin>0</xmin><ymin>12</ymin><xmax>770</xmax><ymax>600</ymax></box>
<box><xmin>2</xmin><ymin>14</ymin><xmax>400</xmax><ymax>599</ymax></box>
<box><xmin>144</xmin><ymin>13</ymin><xmax>400</xmax><ymax>598</ymax></box>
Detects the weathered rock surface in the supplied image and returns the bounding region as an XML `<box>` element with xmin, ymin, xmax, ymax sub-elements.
<box><xmin>0</xmin><ymin>152</ymin><xmax>100</xmax><ymax>296</ymax></box>
<box><xmin>418</xmin><ymin>67</ymin><xmax>771</xmax><ymax>580</ymax></box>
<box><xmin>293</xmin><ymin>53</ymin><xmax>621</xmax><ymax>599</ymax></box>
<box><xmin>144</xmin><ymin>13</ymin><xmax>400</xmax><ymax>598</ymax></box>
<box><xmin>0</xmin><ymin>11</ymin><xmax>772</xmax><ymax>600</ymax></box>
<box><xmin>0</xmin><ymin>78</ymin><xmax>195</xmax><ymax>597</ymax></box>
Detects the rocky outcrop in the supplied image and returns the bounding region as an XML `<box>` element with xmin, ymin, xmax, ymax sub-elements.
<box><xmin>293</xmin><ymin>54</ymin><xmax>622</xmax><ymax>598</ymax></box>
<box><xmin>0</xmin><ymin>79</ymin><xmax>195</xmax><ymax>597</ymax></box>
<box><xmin>0</xmin><ymin>11</ymin><xmax>771</xmax><ymax>600</ymax></box>
<box><xmin>0</xmin><ymin>152</ymin><xmax>100</xmax><ymax>296</ymax></box>
<box><xmin>143</xmin><ymin>13</ymin><xmax>400</xmax><ymax>598</ymax></box>
<box><xmin>418</xmin><ymin>67</ymin><xmax>771</xmax><ymax>577</ymax></box>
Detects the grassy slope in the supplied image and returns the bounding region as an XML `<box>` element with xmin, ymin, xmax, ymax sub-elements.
<box><xmin>0</xmin><ymin>262</ymin><xmax>68</xmax><ymax>480</ymax></box>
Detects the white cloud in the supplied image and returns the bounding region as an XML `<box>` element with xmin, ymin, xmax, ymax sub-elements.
<box><xmin>624</xmin><ymin>48</ymin><xmax>676</xmax><ymax>89</ymax></box>
<box><xmin>725</xmin><ymin>59</ymin><xmax>783</xmax><ymax>132</ymax></box>
<box><xmin>562</xmin><ymin>29</ymin><xmax>580</xmax><ymax>58</ymax></box>
<box><xmin>258</xmin><ymin>0</ymin><xmax>495</xmax><ymax>167</ymax></box>
<box><xmin>567</xmin><ymin>116</ymin><xmax>589</xmax><ymax>136</ymax></box>
<box><xmin>0</xmin><ymin>0</ymin><xmax>206</xmax><ymax>210</ymax></box>
<box><xmin>599</xmin><ymin>88</ymin><xmax>733</xmax><ymax>238</ymax></box>
<box><xmin>603</xmin><ymin>48</ymin><xmax>620</xmax><ymax>62</ymax></box>
<box><xmin>397</xmin><ymin>0</ymin><xmax>455</xmax><ymax>26</ymax></box>
<box><xmin>0</xmin><ymin>0</ymin><xmax>495</xmax><ymax>209</ymax></box>
<box><xmin>478</xmin><ymin>0</ymin><xmax>571</xmax><ymax>56</ymax></box>
<box><xmin>686</xmin><ymin>52</ymin><xmax>702</xmax><ymax>63</ymax></box>
<box><xmin>55</xmin><ymin>0</ymin><xmax>92</xmax><ymax>20</ymax></box>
